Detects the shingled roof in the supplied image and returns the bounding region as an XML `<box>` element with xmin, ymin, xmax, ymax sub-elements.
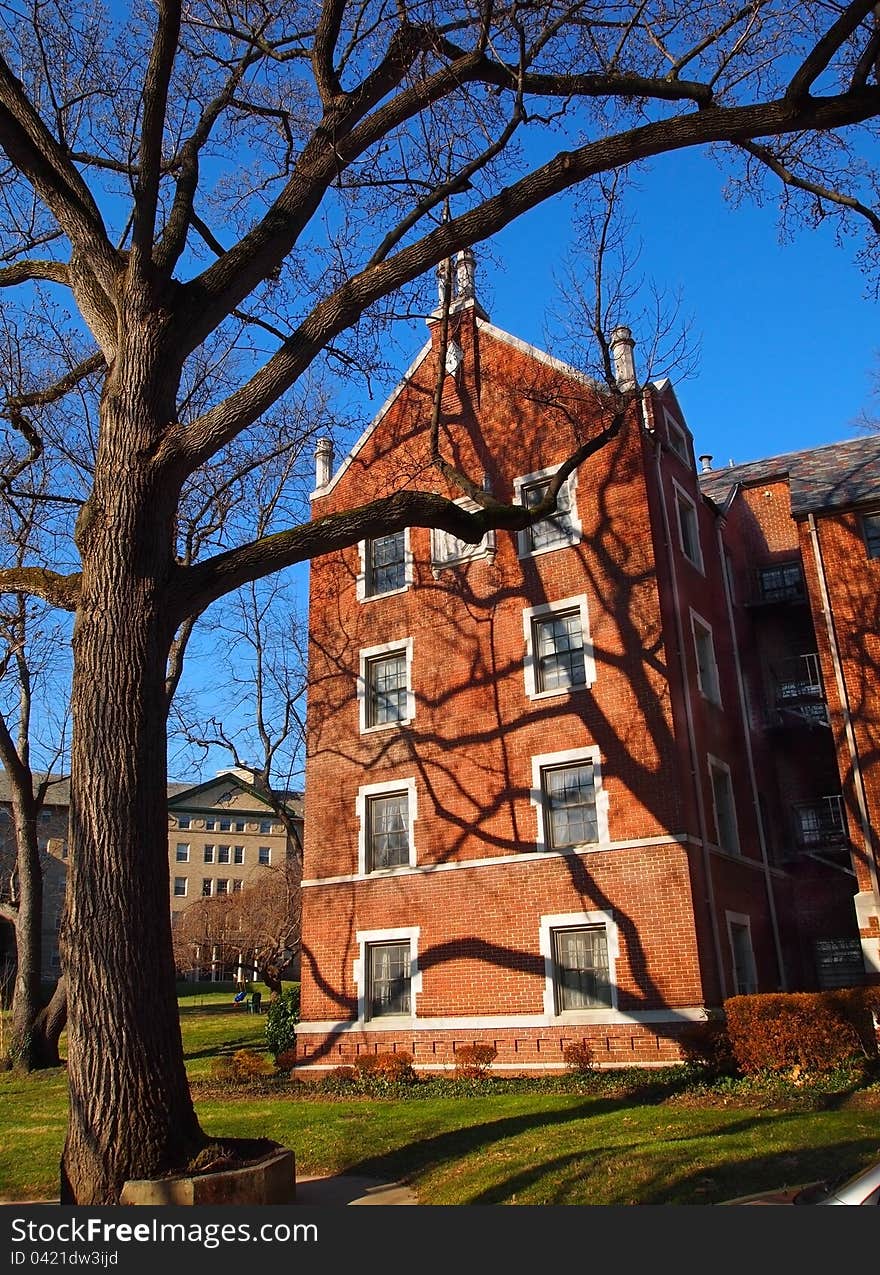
<box><xmin>699</xmin><ymin>433</ymin><xmax>880</xmax><ymax>517</ymax></box>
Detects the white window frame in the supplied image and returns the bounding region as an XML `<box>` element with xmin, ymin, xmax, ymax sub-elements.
<box><xmin>216</xmin><ymin>878</ymin><xmax>229</xmax><ymax>895</ymax></box>
<box><xmin>530</xmin><ymin>745</ymin><xmax>610</xmax><ymax>853</ymax></box>
<box><xmin>358</xmin><ymin>638</ymin><xmax>415</xmax><ymax>733</ymax></box>
<box><xmin>176</xmin><ymin>815</ymin><xmax>191</xmax><ymax>830</ymax></box>
<box><xmin>258</xmin><ymin>846</ymin><xmax>271</xmax><ymax>865</ymax></box>
<box><xmin>356</xmin><ymin>529</ymin><xmax>413</xmax><ymax>602</ymax></box>
<box><xmin>203</xmin><ymin>844</ymin><xmax>215</xmax><ymax>864</ymax></box>
<box><xmin>354</xmin><ymin>926</ymin><xmax>421</xmax><ymax>1025</ymax></box>
<box><xmin>233</xmin><ymin>845</ymin><xmax>245</xmax><ymax>865</ymax></box>
<box><xmin>726</xmin><ymin>911</ymin><xmax>758</xmax><ymax>995</ymax></box>
<box><xmin>523</xmin><ymin>595</ymin><xmax>596</xmax><ymax>700</ymax></box>
<box><xmin>175</xmin><ymin>842</ymin><xmax>190</xmax><ymax>863</ymax></box>
<box><xmin>672</xmin><ymin>479</ymin><xmax>704</xmax><ymax>573</ymax></box>
<box><xmin>173</xmin><ymin>877</ymin><xmax>188</xmax><ymax>898</ymax></box>
<box><xmin>431</xmin><ymin>497</ymin><xmax>496</xmax><ymax>572</ymax></box>
<box><xmin>664</xmin><ymin>408</ymin><xmax>692</xmax><ymax>467</ymax></box>
<box><xmin>356</xmin><ymin>777</ymin><xmax>417</xmax><ymax>875</ymax></box>
<box><xmin>690</xmin><ymin>609</ymin><xmax>722</xmax><ymax>707</ymax></box>
<box><xmin>708</xmin><ymin>754</ymin><xmax>740</xmax><ymax>855</ymax></box>
<box><xmin>513</xmin><ymin>466</ymin><xmax>582</xmax><ymax>558</ymax></box>
<box><xmin>539</xmin><ymin>910</ymin><xmax>619</xmax><ymax>1019</ymax></box>
<box><xmin>202</xmin><ymin>878</ymin><xmax>213</xmax><ymax>896</ymax></box>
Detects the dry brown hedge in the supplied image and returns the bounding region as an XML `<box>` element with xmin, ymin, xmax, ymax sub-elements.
<box><xmin>724</xmin><ymin>986</ymin><xmax>879</xmax><ymax>1073</ymax></box>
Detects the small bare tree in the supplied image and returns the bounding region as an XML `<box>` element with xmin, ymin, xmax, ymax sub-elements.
<box><xmin>173</xmin><ymin>861</ymin><xmax>301</xmax><ymax>995</ymax></box>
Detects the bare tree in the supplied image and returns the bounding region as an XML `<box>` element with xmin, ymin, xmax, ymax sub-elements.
<box><xmin>0</xmin><ymin>1</ymin><xmax>876</xmax><ymax>1203</ymax></box>
<box><xmin>173</xmin><ymin>860</ymin><xmax>301</xmax><ymax>995</ymax></box>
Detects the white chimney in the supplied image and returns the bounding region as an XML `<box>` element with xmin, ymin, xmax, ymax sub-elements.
<box><xmin>610</xmin><ymin>325</ymin><xmax>636</xmax><ymax>391</ymax></box>
<box><xmin>455</xmin><ymin>248</ymin><xmax>476</xmax><ymax>301</ymax></box>
<box><xmin>699</xmin><ymin>454</ymin><xmax>713</xmax><ymax>473</ymax></box>
<box><xmin>314</xmin><ymin>437</ymin><xmax>334</xmax><ymax>489</ymax></box>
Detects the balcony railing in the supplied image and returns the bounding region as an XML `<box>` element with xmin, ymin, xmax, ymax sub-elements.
<box><xmin>793</xmin><ymin>795</ymin><xmax>848</xmax><ymax>850</ymax></box>
<box><xmin>767</xmin><ymin>653</ymin><xmax>828</xmax><ymax>727</ymax></box>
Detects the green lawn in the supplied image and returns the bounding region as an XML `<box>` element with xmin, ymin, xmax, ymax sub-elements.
<box><xmin>1</xmin><ymin>1000</ymin><xmax>877</xmax><ymax>1205</ymax></box>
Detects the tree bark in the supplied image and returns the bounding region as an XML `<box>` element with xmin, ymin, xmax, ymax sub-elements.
<box><xmin>31</xmin><ymin>973</ymin><xmax>66</xmax><ymax>1068</ymax></box>
<box><xmin>60</xmin><ymin>324</ymin><xmax>204</xmax><ymax>1204</ymax></box>
<box><xmin>7</xmin><ymin>793</ymin><xmax>43</xmax><ymax>1071</ymax></box>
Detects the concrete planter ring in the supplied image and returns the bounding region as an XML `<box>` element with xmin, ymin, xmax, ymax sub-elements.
<box><xmin>120</xmin><ymin>1140</ymin><xmax>296</xmax><ymax>1206</ymax></box>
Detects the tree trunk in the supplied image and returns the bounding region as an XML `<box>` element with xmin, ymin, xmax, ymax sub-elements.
<box><xmin>60</xmin><ymin>336</ymin><xmax>205</xmax><ymax>1203</ymax></box>
<box><xmin>8</xmin><ymin>800</ymin><xmax>44</xmax><ymax>1071</ymax></box>
<box><xmin>31</xmin><ymin>974</ymin><xmax>67</xmax><ymax>1068</ymax></box>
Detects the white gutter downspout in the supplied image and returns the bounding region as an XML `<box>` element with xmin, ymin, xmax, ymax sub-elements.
<box><xmin>715</xmin><ymin>520</ymin><xmax>788</xmax><ymax>990</ymax></box>
<box><xmin>807</xmin><ymin>514</ymin><xmax>880</xmax><ymax>937</ymax></box>
<box><xmin>648</xmin><ymin>399</ymin><xmax>728</xmax><ymax>1002</ymax></box>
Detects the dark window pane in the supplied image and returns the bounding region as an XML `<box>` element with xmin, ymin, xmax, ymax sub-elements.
<box><xmin>543</xmin><ymin>763</ymin><xmax>597</xmax><ymax>848</ymax></box>
<box><xmin>523</xmin><ymin>480</ymin><xmax>572</xmax><ymax>551</ymax></box>
<box><xmin>553</xmin><ymin>926</ymin><xmax>610</xmax><ymax>1010</ymax></box>
<box><xmin>368</xmin><ymin>793</ymin><xmax>409</xmax><ymax>870</ymax></box>
<box><xmin>535</xmin><ymin>610</ymin><xmax>586</xmax><ymax>691</ymax></box>
<box><xmin>367</xmin><ymin>532</ymin><xmax>406</xmax><ymax>594</ymax></box>
<box><xmin>367</xmin><ymin>653</ymin><xmax>407</xmax><ymax>725</ymax></box>
<box><xmin>368</xmin><ymin>942</ymin><xmax>411</xmax><ymax>1017</ymax></box>
<box><xmin>863</xmin><ymin>513</ymin><xmax>880</xmax><ymax>559</ymax></box>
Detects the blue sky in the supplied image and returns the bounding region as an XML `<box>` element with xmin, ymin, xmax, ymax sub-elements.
<box><xmin>471</xmin><ymin>147</ymin><xmax>878</xmax><ymax>469</ymax></box>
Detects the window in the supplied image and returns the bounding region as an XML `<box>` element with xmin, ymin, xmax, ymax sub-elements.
<box><xmin>756</xmin><ymin>561</ymin><xmax>804</xmax><ymax>603</ymax></box>
<box><xmin>219</xmin><ymin>817</ymin><xmax>232</xmax><ymax>832</ymax></box>
<box><xmin>202</xmin><ymin>879</ymin><xmax>213</xmax><ymax>896</ymax></box>
<box><xmin>259</xmin><ymin>819</ymin><xmax>271</xmax><ymax>834</ymax></box>
<box><xmin>175</xmin><ymin>843</ymin><xmax>190</xmax><ymax>863</ymax></box>
<box><xmin>674</xmin><ymin>484</ymin><xmax>703</xmax><ymax>570</ymax></box>
<box><xmin>862</xmin><ymin>512</ymin><xmax>880</xmax><ymax>559</ymax></box>
<box><xmin>177</xmin><ymin>815</ymin><xmax>191</xmax><ymax>830</ymax></box>
<box><xmin>258</xmin><ymin>846</ymin><xmax>271</xmax><ymax>865</ymax></box>
<box><xmin>709</xmin><ymin>757</ymin><xmax>740</xmax><ymax>854</ymax></box>
<box><xmin>542</xmin><ymin>763</ymin><xmax>598</xmax><ymax>849</ymax></box>
<box><xmin>360</xmin><ymin>640</ymin><xmax>413</xmax><ymax>731</ymax></box>
<box><xmin>532</xmin><ymin>747</ymin><xmax>608</xmax><ymax>853</ymax></box>
<box><xmin>665</xmin><ymin>410</ymin><xmax>691</xmax><ymax>465</ymax></box>
<box><xmin>203</xmin><ymin>845</ymin><xmax>215</xmax><ymax>864</ymax></box>
<box><xmin>216</xmin><ymin>879</ymin><xmax>228</xmax><ymax>895</ymax></box>
<box><xmin>234</xmin><ymin>819</ymin><xmax>246</xmax><ymax>832</ymax></box>
<box><xmin>514</xmin><ymin>468</ymin><xmax>581</xmax><ymax>557</ymax></box>
<box><xmin>368</xmin><ymin>794</ymin><xmax>408</xmax><ymax>870</ymax></box>
<box><xmin>173</xmin><ymin>877</ymin><xmax>187</xmax><ymax>898</ymax></box>
<box><xmin>524</xmin><ymin>597</ymin><xmax>594</xmax><ymax>698</ymax></box>
<box><xmin>205</xmin><ymin>818</ymin><xmax>217</xmax><ymax>831</ymax></box>
<box><xmin>232</xmin><ymin>879</ymin><xmax>243</xmax><ymax>893</ymax></box>
<box><xmin>691</xmin><ymin>612</ymin><xmax>721</xmax><ymax>705</ymax></box>
<box><xmin>366</xmin><ymin>942</ymin><xmax>411</xmax><ymax>1018</ymax></box>
<box><xmin>217</xmin><ymin>845</ymin><xmax>230</xmax><ymax>864</ymax></box>
<box><xmin>540</xmin><ymin>911</ymin><xmax>617</xmax><ymax>1017</ymax></box>
<box><xmin>40</xmin><ymin>810</ymin><xmax>52</xmax><ymax>823</ymax></box>
<box><xmin>364</xmin><ymin>531</ymin><xmax>407</xmax><ymax>596</ymax></box>
<box><xmin>233</xmin><ymin>846</ymin><xmax>244</xmax><ymax>864</ymax></box>
<box><xmin>552</xmin><ymin>926</ymin><xmax>612</xmax><ymax>1011</ymax></box>
<box><xmin>726</xmin><ymin>913</ymin><xmax>758</xmax><ymax>995</ymax></box>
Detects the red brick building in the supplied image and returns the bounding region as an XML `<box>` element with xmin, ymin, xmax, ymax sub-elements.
<box><xmin>298</xmin><ymin>259</ymin><xmax>880</xmax><ymax>1074</ymax></box>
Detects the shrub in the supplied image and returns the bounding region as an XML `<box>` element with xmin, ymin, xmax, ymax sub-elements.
<box><xmin>562</xmin><ymin>1038</ymin><xmax>595</xmax><ymax>1073</ymax></box>
<box><xmin>317</xmin><ymin>1065</ymin><xmax>358</xmax><ymax>1094</ymax></box>
<box><xmin>725</xmin><ymin>987</ymin><xmax>878</xmax><ymax>1074</ymax></box>
<box><xmin>453</xmin><ymin>1043</ymin><xmax>497</xmax><ymax>1079</ymax></box>
<box><xmin>678</xmin><ymin>1015</ymin><xmax>737</xmax><ymax>1076</ymax></box>
<box><xmin>265</xmin><ymin>984</ymin><xmax>300</xmax><ymax>1061</ymax></box>
<box><xmin>211</xmin><ymin>1048</ymin><xmax>275</xmax><ymax>1083</ymax></box>
<box><xmin>274</xmin><ymin>1047</ymin><xmax>297</xmax><ymax>1074</ymax></box>
<box><xmin>353</xmin><ymin>1050</ymin><xmax>418</xmax><ymax>1085</ymax></box>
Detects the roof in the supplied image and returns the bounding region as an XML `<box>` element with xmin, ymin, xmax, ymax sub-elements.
<box><xmin>0</xmin><ymin>772</ymin><xmax>70</xmax><ymax>805</ymax></box>
<box><xmin>167</xmin><ymin>771</ymin><xmax>304</xmax><ymax>819</ymax></box>
<box><xmin>699</xmin><ymin>433</ymin><xmax>880</xmax><ymax>516</ymax></box>
<box><xmin>0</xmin><ymin>771</ymin><xmax>304</xmax><ymax>818</ymax></box>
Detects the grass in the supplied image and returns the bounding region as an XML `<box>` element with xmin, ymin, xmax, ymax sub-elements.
<box><xmin>1</xmin><ymin>1000</ymin><xmax>878</xmax><ymax>1205</ymax></box>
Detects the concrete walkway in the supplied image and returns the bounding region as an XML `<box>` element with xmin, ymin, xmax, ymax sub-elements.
<box><xmin>294</xmin><ymin>1174</ymin><xmax>418</xmax><ymax>1205</ymax></box>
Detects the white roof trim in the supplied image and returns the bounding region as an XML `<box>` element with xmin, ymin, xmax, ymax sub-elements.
<box><xmin>310</xmin><ymin>336</ymin><xmax>432</xmax><ymax>499</ymax></box>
